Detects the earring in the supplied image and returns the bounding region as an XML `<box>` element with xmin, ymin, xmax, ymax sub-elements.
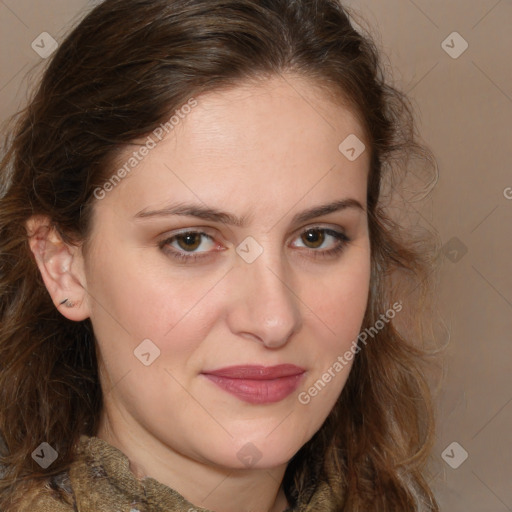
<box><xmin>59</xmin><ymin>298</ymin><xmax>75</xmax><ymax>308</ymax></box>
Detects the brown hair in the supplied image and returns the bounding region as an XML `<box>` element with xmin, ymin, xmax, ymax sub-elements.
<box><xmin>0</xmin><ymin>0</ymin><xmax>440</xmax><ymax>509</ymax></box>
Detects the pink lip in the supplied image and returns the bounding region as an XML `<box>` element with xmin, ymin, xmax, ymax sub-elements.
<box><xmin>202</xmin><ymin>364</ymin><xmax>306</xmax><ymax>404</ymax></box>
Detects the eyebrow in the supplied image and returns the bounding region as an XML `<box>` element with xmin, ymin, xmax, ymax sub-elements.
<box><xmin>134</xmin><ymin>198</ymin><xmax>365</xmax><ymax>227</ymax></box>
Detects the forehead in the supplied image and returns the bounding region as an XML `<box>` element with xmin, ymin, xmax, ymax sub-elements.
<box><xmin>94</xmin><ymin>73</ymin><xmax>369</xmax><ymax>222</ymax></box>
<box><xmin>180</xmin><ymin>73</ymin><xmax>367</xmax><ymax>152</ymax></box>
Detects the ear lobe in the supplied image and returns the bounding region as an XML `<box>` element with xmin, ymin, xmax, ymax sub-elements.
<box><xmin>25</xmin><ymin>215</ymin><xmax>90</xmax><ymax>321</ymax></box>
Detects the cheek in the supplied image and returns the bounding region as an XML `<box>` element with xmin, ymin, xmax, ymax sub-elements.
<box><xmin>295</xmin><ymin>256</ymin><xmax>370</xmax><ymax>422</ymax></box>
<box><xmin>306</xmin><ymin>252</ymin><xmax>371</xmax><ymax>348</ymax></box>
<box><xmin>85</xmin><ymin>243</ymin><xmax>225</xmax><ymax>368</ymax></box>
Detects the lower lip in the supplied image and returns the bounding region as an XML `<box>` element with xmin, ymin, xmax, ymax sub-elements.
<box><xmin>202</xmin><ymin>373</ymin><xmax>305</xmax><ymax>404</ymax></box>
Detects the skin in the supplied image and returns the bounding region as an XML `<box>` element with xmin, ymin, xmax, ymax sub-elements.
<box><xmin>27</xmin><ymin>73</ymin><xmax>371</xmax><ymax>512</ymax></box>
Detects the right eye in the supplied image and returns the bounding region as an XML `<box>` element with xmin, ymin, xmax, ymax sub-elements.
<box><xmin>159</xmin><ymin>230</ymin><xmax>224</xmax><ymax>263</ymax></box>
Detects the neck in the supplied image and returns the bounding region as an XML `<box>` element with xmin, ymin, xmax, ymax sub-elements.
<box><xmin>96</xmin><ymin>410</ymin><xmax>290</xmax><ymax>512</ymax></box>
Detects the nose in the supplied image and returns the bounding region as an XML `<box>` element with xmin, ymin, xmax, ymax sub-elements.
<box><xmin>226</xmin><ymin>253</ymin><xmax>302</xmax><ymax>349</ymax></box>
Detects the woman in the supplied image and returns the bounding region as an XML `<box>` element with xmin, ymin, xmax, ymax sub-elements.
<box><xmin>0</xmin><ymin>0</ymin><xmax>440</xmax><ymax>510</ymax></box>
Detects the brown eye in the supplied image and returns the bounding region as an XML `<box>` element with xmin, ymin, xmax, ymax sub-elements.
<box><xmin>291</xmin><ymin>227</ymin><xmax>351</xmax><ymax>260</ymax></box>
<box><xmin>160</xmin><ymin>230</ymin><xmax>219</xmax><ymax>263</ymax></box>
<box><xmin>301</xmin><ymin>229</ymin><xmax>325</xmax><ymax>249</ymax></box>
<box><xmin>176</xmin><ymin>232</ymin><xmax>202</xmax><ymax>251</ymax></box>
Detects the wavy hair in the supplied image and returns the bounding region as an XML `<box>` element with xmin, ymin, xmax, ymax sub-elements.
<box><xmin>0</xmin><ymin>0</ymin><xmax>440</xmax><ymax>510</ymax></box>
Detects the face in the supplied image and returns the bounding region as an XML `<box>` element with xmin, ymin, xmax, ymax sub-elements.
<box><xmin>80</xmin><ymin>74</ymin><xmax>371</xmax><ymax>469</ymax></box>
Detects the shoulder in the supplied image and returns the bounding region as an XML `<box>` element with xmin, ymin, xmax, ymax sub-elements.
<box><xmin>0</xmin><ymin>432</ymin><xmax>76</xmax><ymax>511</ymax></box>
<box><xmin>9</xmin><ymin>477</ymin><xmax>75</xmax><ymax>512</ymax></box>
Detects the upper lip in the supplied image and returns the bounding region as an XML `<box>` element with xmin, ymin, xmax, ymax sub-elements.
<box><xmin>202</xmin><ymin>364</ymin><xmax>305</xmax><ymax>380</ymax></box>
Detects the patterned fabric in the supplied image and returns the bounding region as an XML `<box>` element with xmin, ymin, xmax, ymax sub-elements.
<box><xmin>13</xmin><ymin>435</ymin><xmax>336</xmax><ymax>511</ymax></box>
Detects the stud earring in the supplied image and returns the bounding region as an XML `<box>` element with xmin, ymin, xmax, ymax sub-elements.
<box><xmin>59</xmin><ymin>298</ymin><xmax>75</xmax><ymax>308</ymax></box>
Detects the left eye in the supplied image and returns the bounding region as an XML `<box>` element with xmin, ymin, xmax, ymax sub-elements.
<box><xmin>291</xmin><ymin>227</ymin><xmax>347</xmax><ymax>250</ymax></box>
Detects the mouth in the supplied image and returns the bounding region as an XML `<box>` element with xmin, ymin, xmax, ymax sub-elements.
<box><xmin>201</xmin><ymin>364</ymin><xmax>306</xmax><ymax>404</ymax></box>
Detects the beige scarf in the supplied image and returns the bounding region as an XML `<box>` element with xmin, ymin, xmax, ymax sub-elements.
<box><xmin>15</xmin><ymin>435</ymin><xmax>337</xmax><ymax>511</ymax></box>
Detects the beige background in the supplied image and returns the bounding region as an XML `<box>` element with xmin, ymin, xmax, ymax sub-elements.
<box><xmin>1</xmin><ymin>1</ymin><xmax>511</xmax><ymax>510</ymax></box>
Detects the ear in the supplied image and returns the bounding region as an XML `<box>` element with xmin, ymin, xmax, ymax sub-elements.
<box><xmin>25</xmin><ymin>215</ymin><xmax>90</xmax><ymax>321</ymax></box>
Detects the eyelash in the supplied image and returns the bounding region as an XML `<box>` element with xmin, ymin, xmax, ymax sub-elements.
<box><xmin>159</xmin><ymin>227</ymin><xmax>351</xmax><ymax>263</ymax></box>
